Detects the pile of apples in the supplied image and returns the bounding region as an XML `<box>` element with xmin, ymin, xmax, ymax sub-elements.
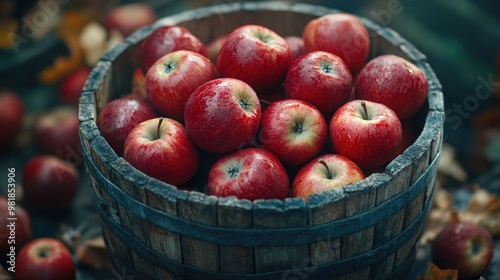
<box><xmin>98</xmin><ymin>12</ymin><xmax>431</xmax><ymax>202</ymax></box>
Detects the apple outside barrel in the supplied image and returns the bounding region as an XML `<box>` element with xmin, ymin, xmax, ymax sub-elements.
<box><xmin>78</xmin><ymin>2</ymin><xmax>445</xmax><ymax>279</ymax></box>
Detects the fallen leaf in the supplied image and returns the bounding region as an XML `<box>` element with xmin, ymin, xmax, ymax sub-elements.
<box><xmin>418</xmin><ymin>262</ymin><xmax>458</xmax><ymax>280</ymax></box>
<box><xmin>58</xmin><ymin>215</ymin><xmax>112</xmax><ymax>271</ymax></box>
<box><xmin>420</xmin><ymin>188</ymin><xmax>459</xmax><ymax>245</ymax></box>
<box><xmin>76</xmin><ymin>236</ymin><xmax>113</xmax><ymax>271</ymax></box>
<box><xmin>458</xmin><ymin>185</ymin><xmax>500</xmax><ymax>236</ymax></box>
<box><xmin>438</xmin><ymin>143</ymin><xmax>468</xmax><ymax>183</ymax></box>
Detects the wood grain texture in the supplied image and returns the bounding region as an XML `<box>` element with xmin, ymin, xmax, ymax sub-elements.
<box><xmin>217</xmin><ymin>196</ymin><xmax>254</xmax><ymax>274</ymax></box>
<box><xmin>253</xmin><ymin>199</ymin><xmax>309</xmax><ymax>274</ymax></box>
<box><xmin>146</xmin><ymin>181</ymin><xmax>184</xmax><ymax>279</ymax></box>
<box><xmin>178</xmin><ymin>191</ymin><xmax>219</xmax><ymax>279</ymax></box>
<box><xmin>369</xmin><ymin>172</ymin><xmax>402</xmax><ymax>279</ymax></box>
<box><xmin>339</xmin><ymin>178</ymin><xmax>377</xmax><ymax>280</ymax></box>
<box><xmin>307</xmin><ymin>187</ymin><xmax>345</xmax><ymax>278</ymax></box>
<box><xmin>394</xmin><ymin>144</ymin><xmax>430</xmax><ymax>268</ymax></box>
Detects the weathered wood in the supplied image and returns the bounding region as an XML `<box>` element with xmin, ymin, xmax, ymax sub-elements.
<box><xmin>110</xmin><ymin>157</ymin><xmax>158</xmax><ymax>279</ymax></box>
<box><xmin>217</xmin><ymin>196</ymin><xmax>254</xmax><ymax>273</ymax></box>
<box><xmin>368</xmin><ymin>172</ymin><xmax>403</xmax><ymax>279</ymax></box>
<box><xmin>399</xmin><ymin>41</ymin><xmax>427</xmax><ymax>63</ymax></box>
<box><xmin>83</xmin><ymin>61</ymin><xmax>113</xmax><ymax>111</ymax></box>
<box><xmin>307</xmin><ymin>187</ymin><xmax>345</xmax><ymax>280</ymax></box>
<box><xmin>79</xmin><ymin>121</ymin><xmax>100</xmax><ymax>161</ymax></box>
<box><xmin>375</xmin><ymin>27</ymin><xmax>407</xmax><ymax>58</ymax></box>
<box><xmin>253</xmin><ymin>198</ymin><xmax>309</xmax><ymax>273</ymax></box>
<box><xmin>145</xmin><ymin>180</ymin><xmax>184</xmax><ymax>279</ymax></box>
<box><xmin>87</xmin><ymin>136</ymin><xmax>134</xmax><ymax>269</ymax></box>
<box><xmin>178</xmin><ymin>191</ymin><xmax>219</xmax><ymax>279</ymax></box>
<box><xmin>78</xmin><ymin>91</ymin><xmax>96</xmax><ymax>123</ymax></box>
<box><xmin>417</xmin><ymin>61</ymin><xmax>442</xmax><ymax>91</ymax></box>
<box><xmin>369</xmin><ymin>155</ymin><xmax>413</xmax><ymax>278</ymax></box>
<box><xmin>339</xmin><ymin>178</ymin><xmax>377</xmax><ymax>280</ymax></box>
<box><xmin>394</xmin><ymin>144</ymin><xmax>430</xmax><ymax>269</ymax></box>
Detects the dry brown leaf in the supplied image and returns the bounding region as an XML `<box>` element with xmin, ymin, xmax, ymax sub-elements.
<box><xmin>438</xmin><ymin>143</ymin><xmax>468</xmax><ymax>182</ymax></box>
<box><xmin>418</xmin><ymin>262</ymin><xmax>458</xmax><ymax>280</ymax></box>
<box><xmin>420</xmin><ymin>188</ymin><xmax>459</xmax><ymax>245</ymax></box>
<box><xmin>76</xmin><ymin>236</ymin><xmax>113</xmax><ymax>271</ymax></box>
<box><xmin>458</xmin><ymin>185</ymin><xmax>500</xmax><ymax>236</ymax></box>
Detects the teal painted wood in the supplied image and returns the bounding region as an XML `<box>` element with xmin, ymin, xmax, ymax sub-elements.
<box><xmin>79</xmin><ymin>2</ymin><xmax>445</xmax><ymax>279</ymax></box>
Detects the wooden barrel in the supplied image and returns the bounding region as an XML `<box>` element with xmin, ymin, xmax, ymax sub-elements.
<box><xmin>79</xmin><ymin>2</ymin><xmax>445</xmax><ymax>279</ymax></box>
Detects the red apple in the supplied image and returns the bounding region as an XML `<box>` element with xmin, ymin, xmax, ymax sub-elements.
<box><xmin>292</xmin><ymin>154</ymin><xmax>365</xmax><ymax>201</ymax></box>
<box><xmin>303</xmin><ymin>13</ymin><xmax>370</xmax><ymax>73</ymax></box>
<box><xmin>207</xmin><ymin>34</ymin><xmax>228</xmax><ymax>65</ymax></box>
<box><xmin>330</xmin><ymin>100</ymin><xmax>402</xmax><ymax>170</ymax></box>
<box><xmin>124</xmin><ymin>117</ymin><xmax>199</xmax><ymax>186</ymax></box>
<box><xmin>35</xmin><ymin>106</ymin><xmax>80</xmax><ymax>161</ymax></box>
<box><xmin>59</xmin><ymin>67</ymin><xmax>91</xmax><ymax>106</ymax></box>
<box><xmin>217</xmin><ymin>24</ymin><xmax>292</xmax><ymax>91</ymax></box>
<box><xmin>105</xmin><ymin>3</ymin><xmax>156</xmax><ymax>37</ymax></box>
<box><xmin>258</xmin><ymin>99</ymin><xmax>327</xmax><ymax>167</ymax></box>
<box><xmin>0</xmin><ymin>196</ymin><xmax>31</xmax><ymax>264</ymax></box>
<box><xmin>22</xmin><ymin>155</ymin><xmax>80</xmax><ymax>212</ymax></box>
<box><xmin>431</xmin><ymin>222</ymin><xmax>494</xmax><ymax>280</ymax></box>
<box><xmin>139</xmin><ymin>25</ymin><xmax>207</xmax><ymax>74</ymax></box>
<box><xmin>355</xmin><ymin>54</ymin><xmax>429</xmax><ymax>120</ymax></box>
<box><xmin>208</xmin><ymin>148</ymin><xmax>289</xmax><ymax>201</ymax></box>
<box><xmin>0</xmin><ymin>90</ymin><xmax>24</xmax><ymax>149</ymax></box>
<box><xmin>284</xmin><ymin>51</ymin><xmax>352</xmax><ymax>117</ymax></box>
<box><xmin>285</xmin><ymin>36</ymin><xmax>305</xmax><ymax>62</ymax></box>
<box><xmin>15</xmin><ymin>237</ymin><xmax>75</xmax><ymax>280</ymax></box>
<box><xmin>146</xmin><ymin>50</ymin><xmax>217</xmax><ymax>122</ymax></box>
<box><xmin>184</xmin><ymin>78</ymin><xmax>261</xmax><ymax>154</ymax></box>
<box><xmin>97</xmin><ymin>97</ymin><xmax>159</xmax><ymax>156</ymax></box>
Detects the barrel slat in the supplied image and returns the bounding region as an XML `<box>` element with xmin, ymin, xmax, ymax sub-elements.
<box><xmin>87</xmin><ymin>136</ymin><xmax>134</xmax><ymax>269</ymax></box>
<box><xmin>369</xmin><ymin>157</ymin><xmax>411</xmax><ymax>278</ymax></box>
<box><xmin>394</xmin><ymin>144</ymin><xmax>430</xmax><ymax>268</ymax></box>
<box><xmin>253</xmin><ymin>199</ymin><xmax>309</xmax><ymax>273</ymax></box>
<box><xmin>110</xmin><ymin>158</ymin><xmax>157</xmax><ymax>279</ymax></box>
<box><xmin>339</xmin><ymin>178</ymin><xmax>377</xmax><ymax>280</ymax></box>
<box><xmin>307</xmin><ymin>187</ymin><xmax>345</xmax><ymax>279</ymax></box>
<box><xmin>217</xmin><ymin>196</ymin><xmax>254</xmax><ymax>273</ymax></box>
<box><xmin>145</xmin><ymin>181</ymin><xmax>184</xmax><ymax>279</ymax></box>
<box><xmin>178</xmin><ymin>191</ymin><xmax>219</xmax><ymax>279</ymax></box>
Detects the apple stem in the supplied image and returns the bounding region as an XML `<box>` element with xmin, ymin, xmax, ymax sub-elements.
<box><xmin>318</xmin><ymin>159</ymin><xmax>333</xmax><ymax>179</ymax></box>
<box><xmin>259</xmin><ymin>98</ymin><xmax>272</xmax><ymax>106</ymax></box>
<box><xmin>157</xmin><ymin>117</ymin><xmax>164</xmax><ymax>139</ymax></box>
<box><xmin>361</xmin><ymin>101</ymin><xmax>369</xmax><ymax>120</ymax></box>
